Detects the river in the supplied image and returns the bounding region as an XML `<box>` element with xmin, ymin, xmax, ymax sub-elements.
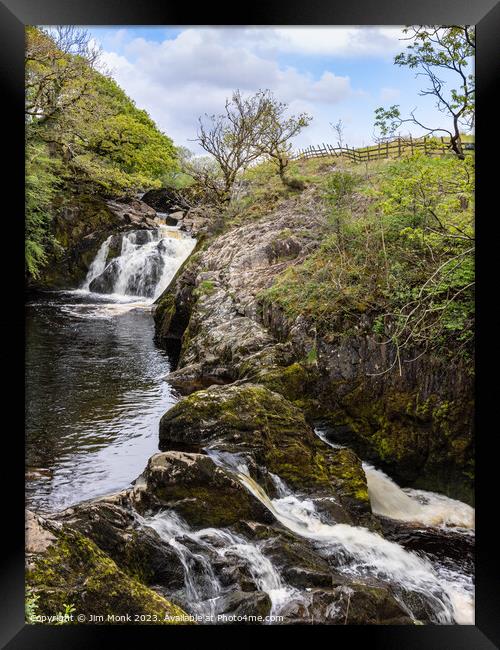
<box><xmin>25</xmin><ymin>222</ymin><xmax>474</xmax><ymax>625</ymax></box>
<box><xmin>25</xmin><ymin>224</ymin><xmax>195</xmax><ymax>512</ymax></box>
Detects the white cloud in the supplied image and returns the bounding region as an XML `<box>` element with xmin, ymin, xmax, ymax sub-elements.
<box><xmin>99</xmin><ymin>28</ymin><xmax>369</xmax><ymax>151</ymax></box>
<box><xmin>268</xmin><ymin>27</ymin><xmax>405</xmax><ymax>57</ymax></box>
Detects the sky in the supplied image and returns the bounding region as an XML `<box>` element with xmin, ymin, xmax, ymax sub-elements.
<box><xmin>83</xmin><ymin>26</ymin><xmax>469</xmax><ymax>154</ymax></box>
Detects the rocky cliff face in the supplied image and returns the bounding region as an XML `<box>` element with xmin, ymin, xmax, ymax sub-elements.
<box><xmin>154</xmin><ymin>188</ymin><xmax>474</xmax><ymax>503</ymax></box>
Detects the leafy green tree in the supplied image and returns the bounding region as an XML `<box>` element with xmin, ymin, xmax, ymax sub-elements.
<box><xmin>25</xmin><ymin>27</ymin><xmax>179</xmax><ymax>279</ymax></box>
<box><xmin>374</xmin><ymin>26</ymin><xmax>475</xmax><ymax>158</ymax></box>
<box><xmin>25</xmin><ymin>26</ymin><xmax>100</xmax><ymax>129</ymax></box>
<box><xmin>25</xmin><ymin>140</ymin><xmax>61</xmax><ymax>278</ymax></box>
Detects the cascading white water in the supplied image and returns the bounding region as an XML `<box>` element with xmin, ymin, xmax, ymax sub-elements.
<box><xmin>139</xmin><ymin>509</ymin><xmax>299</xmax><ymax>621</ymax></box>
<box><xmin>207</xmin><ymin>449</ymin><xmax>474</xmax><ymax>625</ymax></box>
<box><xmin>363</xmin><ymin>463</ymin><xmax>474</xmax><ymax>529</ymax></box>
<box><xmin>82</xmin><ymin>235</ymin><xmax>112</xmax><ymax>289</ymax></box>
<box><xmin>314</xmin><ymin>428</ymin><xmax>474</xmax><ymax>531</ymax></box>
<box><xmin>82</xmin><ymin>226</ymin><xmax>195</xmax><ymax>302</ymax></box>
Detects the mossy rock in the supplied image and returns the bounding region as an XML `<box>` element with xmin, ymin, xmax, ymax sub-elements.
<box><xmin>322</xmin><ymin>386</ymin><xmax>474</xmax><ymax>504</ymax></box>
<box><xmin>27</xmin><ymin>525</ymin><xmax>191</xmax><ymax>624</ymax></box>
<box><xmin>54</xmin><ymin>500</ymin><xmax>185</xmax><ymax>588</ymax></box>
<box><xmin>253</xmin><ymin>362</ymin><xmax>311</xmax><ymax>404</ymax></box>
<box><xmin>159</xmin><ymin>384</ymin><xmax>372</xmax><ymax>521</ymax></box>
<box><xmin>136</xmin><ymin>451</ymin><xmax>272</xmax><ymax>529</ymax></box>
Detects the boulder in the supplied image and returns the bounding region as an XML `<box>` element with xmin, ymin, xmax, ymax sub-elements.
<box><xmin>133</xmin><ymin>451</ymin><xmax>273</xmax><ymax>529</ymax></box>
<box><xmin>141</xmin><ymin>188</ymin><xmax>179</xmax><ymax>213</ymax></box>
<box><xmin>54</xmin><ymin>500</ymin><xmax>185</xmax><ymax>589</ymax></box>
<box><xmin>26</xmin><ymin>511</ymin><xmax>191</xmax><ymax>624</ymax></box>
<box><xmin>106</xmin><ymin>198</ymin><xmax>157</xmax><ymax>228</ymax></box>
<box><xmin>280</xmin><ymin>585</ymin><xmax>414</xmax><ymax>625</ymax></box>
<box><xmin>215</xmin><ymin>590</ymin><xmax>272</xmax><ymax>622</ymax></box>
<box><xmin>159</xmin><ymin>384</ymin><xmax>372</xmax><ymax>524</ymax></box>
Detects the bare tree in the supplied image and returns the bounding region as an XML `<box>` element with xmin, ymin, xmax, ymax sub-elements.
<box><xmin>374</xmin><ymin>26</ymin><xmax>475</xmax><ymax>159</ymax></box>
<box><xmin>330</xmin><ymin>118</ymin><xmax>345</xmax><ymax>149</ymax></box>
<box><xmin>194</xmin><ymin>90</ymin><xmax>271</xmax><ymax>203</ymax></box>
<box><xmin>258</xmin><ymin>92</ymin><xmax>312</xmax><ymax>186</ymax></box>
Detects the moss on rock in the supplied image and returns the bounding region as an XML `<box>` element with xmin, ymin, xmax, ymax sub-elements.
<box><xmin>159</xmin><ymin>384</ymin><xmax>372</xmax><ymax>521</ymax></box>
<box><xmin>322</xmin><ymin>386</ymin><xmax>474</xmax><ymax>504</ymax></box>
<box><xmin>27</xmin><ymin>526</ymin><xmax>191</xmax><ymax>624</ymax></box>
<box><xmin>137</xmin><ymin>451</ymin><xmax>272</xmax><ymax>529</ymax></box>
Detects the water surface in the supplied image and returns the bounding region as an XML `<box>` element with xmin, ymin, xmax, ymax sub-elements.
<box><xmin>25</xmin><ymin>291</ymin><xmax>176</xmax><ymax>512</ymax></box>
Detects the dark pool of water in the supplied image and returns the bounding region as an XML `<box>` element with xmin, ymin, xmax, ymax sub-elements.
<box><xmin>25</xmin><ymin>290</ymin><xmax>176</xmax><ymax>512</ymax></box>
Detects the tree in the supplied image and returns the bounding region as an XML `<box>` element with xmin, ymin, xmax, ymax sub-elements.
<box><xmin>194</xmin><ymin>90</ymin><xmax>272</xmax><ymax>202</ymax></box>
<box><xmin>24</xmin><ymin>27</ymin><xmax>179</xmax><ymax>279</ymax></box>
<box><xmin>25</xmin><ymin>26</ymin><xmax>101</xmax><ymax>129</ymax></box>
<box><xmin>258</xmin><ymin>93</ymin><xmax>312</xmax><ymax>185</ymax></box>
<box><xmin>374</xmin><ymin>26</ymin><xmax>475</xmax><ymax>159</ymax></box>
<box><xmin>330</xmin><ymin>118</ymin><xmax>345</xmax><ymax>149</ymax></box>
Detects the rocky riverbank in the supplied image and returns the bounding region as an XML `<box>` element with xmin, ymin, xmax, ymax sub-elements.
<box><xmin>154</xmin><ymin>186</ymin><xmax>474</xmax><ymax>503</ymax></box>
<box><xmin>26</xmin><ymin>182</ymin><xmax>474</xmax><ymax>625</ymax></box>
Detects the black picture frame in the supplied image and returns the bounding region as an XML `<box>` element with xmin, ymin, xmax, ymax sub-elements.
<box><xmin>3</xmin><ymin>0</ymin><xmax>499</xmax><ymax>646</ymax></box>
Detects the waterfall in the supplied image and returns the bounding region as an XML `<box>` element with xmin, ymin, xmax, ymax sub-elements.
<box><xmin>81</xmin><ymin>226</ymin><xmax>195</xmax><ymax>302</ymax></box>
<box><xmin>139</xmin><ymin>509</ymin><xmax>300</xmax><ymax>621</ymax></box>
<box><xmin>82</xmin><ymin>235</ymin><xmax>112</xmax><ymax>289</ymax></box>
<box><xmin>363</xmin><ymin>463</ymin><xmax>474</xmax><ymax>529</ymax></box>
<box><xmin>314</xmin><ymin>428</ymin><xmax>474</xmax><ymax>531</ymax></box>
<box><xmin>207</xmin><ymin>449</ymin><xmax>474</xmax><ymax>625</ymax></box>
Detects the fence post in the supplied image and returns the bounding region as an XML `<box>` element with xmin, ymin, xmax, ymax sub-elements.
<box><xmin>386</xmin><ymin>140</ymin><xmax>389</xmax><ymax>158</ymax></box>
<box><xmin>424</xmin><ymin>136</ymin><xmax>427</xmax><ymax>156</ymax></box>
<box><xmin>398</xmin><ymin>137</ymin><xmax>402</xmax><ymax>157</ymax></box>
<box><xmin>441</xmin><ymin>136</ymin><xmax>445</xmax><ymax>154</ymax></box>
<box><xmin>410</xmin><ymin>134</ymin><xmax>414</xmax><ymax>155</ymax></box>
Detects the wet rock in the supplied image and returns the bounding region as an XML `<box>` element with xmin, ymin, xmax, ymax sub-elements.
<box><xmin>280</xmin><ymin>585</ymin><xmax>414</xmax><ymax>625</ymax></box>
<box><xmin>379</xmin><ymin>517</ymin><xmax>475</xmax><ymax>575</ymax></box>
<box><xmin>106</xmin><ymin>198</ymin><xmax>157</xmax><ymax>229</ymax></box>
<box><xmin>89</xmin><ymin>241</ymin><xmax>166</xmax><ymax>297</ymax></box>
<box><xmin>216</xmin><ymin>590</ymin><xmax>272</xmax><ymax>622</ymax></box>
<box><xmin>26</xmin><ymin>511</ymin><xmax>190</xmax><ymax>624</ymax></box>
<box><xmin>54</xmin><ymin>500</ymin><xmax>185</xmax><ymax>590</ymax></box>
<box><xmin>89</xmin><ymin>258</ymin><xmax>121</xmax><ymax>293</ymax></box>
<box><xmin>133</xmin><ymin>451</ymin><xmax>272</xmax><ymax>529</ymax></box>
<box><xmin>159</xmin><ymin>383</ymin><xmax>373</xmax><ymax>525</ymax></box>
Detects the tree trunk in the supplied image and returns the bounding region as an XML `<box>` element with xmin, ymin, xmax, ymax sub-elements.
<box><xmin>451</xmin><ymin>118</ymin><xmax>465</xmax><ymax>160</ymax></box>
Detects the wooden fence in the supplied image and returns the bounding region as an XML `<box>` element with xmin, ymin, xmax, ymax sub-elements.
<box><xmin>291</xmin><ymin>136</ymin><xmax>474</xmax><ymax>164</ymax></box>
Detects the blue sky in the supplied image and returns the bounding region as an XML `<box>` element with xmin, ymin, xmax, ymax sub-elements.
<box><xmin>84</xmin><ymin>26</ymin><xmax>471</xmax><ymax>153</ymax></box>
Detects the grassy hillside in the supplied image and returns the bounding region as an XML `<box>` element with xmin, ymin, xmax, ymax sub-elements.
<box><xmin>234</xmin><ymin>151</ymin><xmax>474</xmax><ymax>369</ymax></box>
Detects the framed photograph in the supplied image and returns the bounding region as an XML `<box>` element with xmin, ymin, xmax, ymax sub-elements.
<box><xmin>2</xmin><ymin>0</ymin><xmax>499</xmax><ymax>646</ymax></box>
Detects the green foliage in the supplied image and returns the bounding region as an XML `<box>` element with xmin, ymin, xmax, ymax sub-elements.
<box><xmin>261</xmin><ymin>154</ymin><xmax>474</xmax><ymax>366</ymax></box>
<box><xmin>374</xmin><ymin>105</ymin><xmax>402</xmax><ymax>140</ymax></box>
<box><xmin>323</xmin><ymin>171</ymin><xmax>359</xmax><ymax>207</ymax></box>
<box><xmin>25</xmin><ymin>27</ymin><xmax>178</xmax><ymax>280</ymax></box>
<box><xmin>374</xmin><ymin>157</ymin><xmax>474</xmax><ymax>364</ymax></box>
<box><xmin>374</xmin><ymin>26</ymin><xmax>475</xmax><ymax>158</ymax></box>
<box><xmin>25</xmin><ymin>140</ymin><xmax>61</xmax><ymax>278</ymax></box>
<box><xmin>25</xmin><ymin>587</ymin><xmax>40</xmax><ymax>623</ymax></box>
<box><xmin>55</xmin><ymin>603</ymin><xmax>76</xmax><ymax>624</ymax></box>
